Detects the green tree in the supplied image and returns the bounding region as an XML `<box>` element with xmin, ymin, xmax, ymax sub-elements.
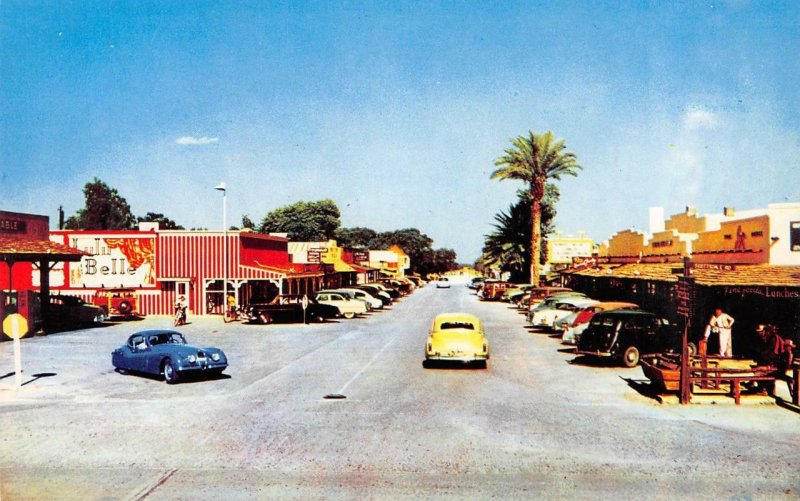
<box><xmin>65</xmin><ymin>178</ymin><xmax>137</xmax><ymax>230</ymax></box>
<box><xmin>491</xmin><ymin>131</ymin><xmax>581</xmax><ymax>286</ymax></box>
<box><xmin>258</xmin><ymin>199</ymin><xmax>341</xmax><ymax>241</ymax></box>
<box><xmin>137</xmin><ymin>212</ymin><xmax>184</xmax><ymax>230</ymax></box>
<box><xmin>481</xmin><ymin>186</ymin><xmax>559</xmax><ymax>282</ymax></box>
<box><xmin>335</xmin><ymin>227</ymin><xmax>378</xmax><ymax>248</ymax></box>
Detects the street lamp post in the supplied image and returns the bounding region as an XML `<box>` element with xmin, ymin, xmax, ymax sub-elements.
<box><xmin>215</xmin><ymin>182</ymin><xmax>227</xmax><ymax>318</ymax></box>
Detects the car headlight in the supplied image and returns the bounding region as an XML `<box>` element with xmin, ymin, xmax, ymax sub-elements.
<box><xmin>187</xmin><ymin>354</ymin><xmax>196</xmax><ymax>363</ymax></box>
<box><xmin>211</xmin><ymin>353</ymin><xmax>221</xmax><ymax>362</ymax></box>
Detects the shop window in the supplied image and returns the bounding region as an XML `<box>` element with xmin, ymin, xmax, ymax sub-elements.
<box><xmin>792</xmin><ymin>221</ymin><xmax>800</xmax><ymax>252</ymax></box>
<box><xmin>631</xmin><ymin>283</ymin><xmax>638</xmax><ymax>294</ymax></box>
<box><xmin>647</xmin><ymin>283</ymin><xmax>657</xmax><ymax>295</ymax></box>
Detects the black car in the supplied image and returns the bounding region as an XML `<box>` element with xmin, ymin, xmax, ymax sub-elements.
<box><xmin>576</xmin><ymin>310</ymin><xmax>687</xmax><ymax>367</ymax></box>
<box><xmin>246</xmin><ymin>295</ymin><xmax>339</xmax><ymax>324</ymax></box>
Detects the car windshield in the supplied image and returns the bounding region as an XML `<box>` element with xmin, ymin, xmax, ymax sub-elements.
<box><xmin>148</xmin><ymin>332</ymin><xmax>186</xmax><ymax>346</ymax></box>
<box><xmin>440</xmin><ymin>321</ymin><xmax>475</xmax><ymax>330</ymax></box>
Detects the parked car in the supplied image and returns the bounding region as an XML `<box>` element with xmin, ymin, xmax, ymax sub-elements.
<box><xmin>424</xmin><ymin>313</ymin><xmax>490</xmax><ymax>368</ymax></box>
<box><xmin>503</xmin><ymin>284</ymin><xmax>536</xmax><ymax>303</ymax></box>
<box><xmin>561</xmin><ymin>302</ymin><xmax>640</xmax><ymax>345</ymax></box>
<box><xmin>529</xmin><ymin>297</ymin><xmax>598</xmax><ymax>330</ymax></box>
<box><xmin>93</xmin><ymin>288</ymin><xmax>141</xmax><ymax>319</ymax></box>
<box><xmin>467</xmin><ymin>277</ymin><xmax>484</xmax><ymax>289</ymax></box>
<box><xmin>436</xmin><ymin>277</ymin><xmax>451</xmax><ymax>289</ymax></box>
<box><xmin>44</xmin><ymin>294</ymin><xmax>105</xmax><ymax>326</ymax></box>
<box><xmin>313</xmin><ymin>291</ymin><xmax>368</xmax><ymax>319</ymax></box>
<box><xmin>246</xmin><ymin>295</ymin><xmax>339</xmax><ymax>324</ymax></box>
<box><xmin>526</xmin><ymin>292</ymin><xmax>588</xmax><ymax>323</ymax></box>
<box><xmin>317</xmin><ymin>289</ymin><xmax>372</xmax><ymax>311</ymax></box>
<box><xmin>576</xmin><ymin>310</ymin><xmax>689</xmax><ymax>367</ymax></box>
<box><xmin>525</xmin><ymin>287</ymin><xmax>577</xmax><ymax>312</ymax></box>
<box><xmin>112</xmin><ymin>330</ymin><xmax>227</xmax><ymax>384</ymax></box>
<box><xmin>336</xmin><ymin>288</ymin><xmax>384</xmax><ymax>310</ymax></box>
<box><xmin>354</xmin><ymin>285</ymin><xmax>392</xmax><ymax>305</ymax></box>
<box><xmin>367</xmin><ymin>282</ymin><xmax>400</xmax><ymax>299</ymax></box>
<box><xmin>480</xmin><ymin>281</ymin><xmax>512</xmax><ymax>301</ymax></box>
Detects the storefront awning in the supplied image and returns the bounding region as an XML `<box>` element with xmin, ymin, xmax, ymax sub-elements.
<box><xmin>246</xmin><ymin>261</ymin><xmax>324</xmax><ymax>279</ymax></box>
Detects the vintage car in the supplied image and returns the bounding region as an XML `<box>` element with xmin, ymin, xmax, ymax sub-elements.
<box><xmin>336</xmin><ymin>288</ymin><xmax>384</xmax><ymax>310</ymax></box>
<box><xmin>436</xmin><ymin>277</ymin><xmax>451</xmax><ymax>289</ymax></box>
<box><xmin>246</xmin><ymin>295</ymin><xmax>339</xmax><ymax>324</ymax></box>
<box><xmin>366</xmin><ymin>282</ymin><xmax>401</xmax><ymax>299</ymax></box>
<box><xmin>480</xmin><ymin>281</ymin><xmax>512</xmax><ymax>301</ymax></box>
<box><xmin>503</xmin><ymin>284</ymin><xmax>536</xmax><ymax>304</ymax></box>
<box><xmin>561</xmin><ymin>302</ymin><xmax>640</xmax><ymax>345</ymax></box>
<box><xmin>467</xmin><ymin>277</ymin><xmax>484</xmax><ymax>289</ymax></box>
<box><xmin>576</xmin><ymin>310</ymin><xmax>688</xmax><ymax>367</ymax></box>
<box><xmin>424</xmin><ymin>313</ymin><xmax>490</xmax><ymax>368</ymax></box>
<box><xmin>529</xmin><ymin>297</ymin><xmax>598</xmax><ymax>330</ymax></box>
<box><xmin>44</xmin><ymin>294</ymin><xmax>106</xmax><ymax>326</ymax></box>
<box><xmin>313</xmin><ymin>291</ymin><xmax>368</xmax><ymax>318</ymax></box>
<box><xmin>112</xmin><ymin>330</ymin><xmax>227</xmax><ymax>384</ymax></box>
<box><xmin>353</xmin><ymin>285</ymin><xmax>393</xmax><ymax>305</ymax></box>
<box><xmin>93</xmin><ymin>288</ymin><xmax>141</xmax><ymax>319</ymax></box>
<box><xmin>525</xmin><ymin>287</ymin><xmax>578</xmax><ymax>312</ymax></box>
<box><xmin>526</xmin><ymin>292</ymin><xmax>588</xmax><ymax>323</ymax></box>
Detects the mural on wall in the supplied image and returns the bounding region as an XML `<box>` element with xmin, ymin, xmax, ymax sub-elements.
<box><xmin>35</xmin><ymin>235</ymin><xmax>157</xmax><ymax>288</ymax></box>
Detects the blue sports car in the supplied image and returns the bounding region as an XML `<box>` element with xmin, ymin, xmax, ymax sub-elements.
<box><xmin>112</xmin><ymin>329</ymin><xmax>228</xmax><ymax>384</ymax></box>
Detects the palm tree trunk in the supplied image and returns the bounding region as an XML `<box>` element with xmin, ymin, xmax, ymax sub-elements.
<box><xmin>530</xmin><ymin>179</ymin><xmax>544</xmax><ymax>286</ymax></box>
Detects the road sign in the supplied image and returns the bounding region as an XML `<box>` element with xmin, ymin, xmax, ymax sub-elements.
<box><xmin>3</xmin><ymin>313</ymin><xmax>28</xmax><ymax>339</ymax></box>
<box><xmin>3</xmin><ymin>313</ymin><xmax>27</xmax><ymax>387</ymax></box>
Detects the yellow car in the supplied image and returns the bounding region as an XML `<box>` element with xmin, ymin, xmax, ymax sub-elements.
<box><xmin>425</xmin><ymin>313</ymin><xmax>490</xmax><ymax>368</ymax></box>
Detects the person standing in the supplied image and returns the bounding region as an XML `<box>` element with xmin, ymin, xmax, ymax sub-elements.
<box><xmin>704</xmin><ymin>307</ymin><xmax>735</xmax><ymax>357</ymax></box>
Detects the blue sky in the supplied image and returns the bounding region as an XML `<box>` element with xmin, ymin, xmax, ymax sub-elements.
<box><xmin>2</xmin><ymin>1</ymin><xmax>798</xmax><ymax>262</ymax></box>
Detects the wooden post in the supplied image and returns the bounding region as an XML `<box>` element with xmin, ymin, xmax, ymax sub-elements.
<box><xmin>793</xmin><ymin>361</ymin><xmax>799</xmax><ymax>406</ymax></box>
<box><xmin>678</xmin><ymin>257</ymin><xmax>693</xmax><ymax>405</ymax></box>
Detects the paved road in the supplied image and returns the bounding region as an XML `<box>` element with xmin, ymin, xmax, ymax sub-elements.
<box><xmin>0</xmin><ymin>281</ymin><xmax>798</xmax><ymax>499</ymax></box>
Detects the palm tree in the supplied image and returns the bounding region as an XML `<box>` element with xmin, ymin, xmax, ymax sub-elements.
<box><xmin>491</xmin><ymin>131</ymin><xmax>581</xmax><ymax>286</ymax></box>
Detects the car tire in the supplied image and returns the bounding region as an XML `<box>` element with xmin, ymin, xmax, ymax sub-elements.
<box><xmin>622</xmin><ymin>346</ymin><xmax>640</xmax><ymax>368</ymax></box>
<box><xmin>259</xmin><ymin>313</ymin><xmax>272</xmax><ymax>324</ymax></box>
<box><xmin>343</xmin><ymin>311</ymin><xmax>355</xmax><ymax>320</ymax></box>
<box><xmin>162</xmin><ymin>358</ymin><xmax>180</xmax><ymax>384</ymax></box>
<box><xmin>118</xmin><ymin>301</ymin><xmax>132</xmax><ymax>315</ymax></box>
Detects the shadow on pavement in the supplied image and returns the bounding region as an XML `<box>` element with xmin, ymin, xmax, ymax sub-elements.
<box><xmin>567</xmin><ymin>355</ymin><xmax>621</xmax><ymax>368</ymax></box>
<box><xmin>21</xmin><ymin>372</ymin><xmax>58</xmax><ymax>386</ymax></box>
<box><xmin>114</xmin><ymin>368</ymin><xmax>232</xmax><ymax>384</ymax></box>
<box><xmin>422</xmin><ymin>360</ymin><xmax>488</xmax><ymax>370</ymax></box>
<box><xmin>621</xmin><ymin>376</ymin><xmax>663</xmax><ymax>402</ymax></box>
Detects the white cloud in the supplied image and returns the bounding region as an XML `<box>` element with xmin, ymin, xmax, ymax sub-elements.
<box><xmin>175</xmin><ymin>136</ymin><xmax>219</xmax><ymax>145</ymax></box>
<box><xmin>683</xmin><ymin>109</ymin><xmax>719</xmax><ymax>130</ymax></box>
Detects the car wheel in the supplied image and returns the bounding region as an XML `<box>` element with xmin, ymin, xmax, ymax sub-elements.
<box><xmin>343</xmin><ymin>311</ymin><xmax>355</xmax><ymax>319</ymax></box>
<box><xmin>622</xmin><ymin>346</ymin><xmax>640</xmax><ymax>368</ymax></box>
<box><xmin>259</xmin><ymin>313</ymin><xmax>272</xmax><ymax>324</ymax></box>
<box><xmin>118</xmin><ymin>301</ymin><xmax>132</xmax><ymax>315</ymax></box>
<box><xmin>162</xmin><ymin>358</ymin><xmax>180</xmax><ymax>384</ymax></box>
<box><xmin>687</xmin><ymin>342</ymin><xmax>697</xmax><ymax>358</ymax></box>
<box><xmin>314</xmin><ymin>314</ymin><xmax>325</xmax><ymax>323</ymax></box>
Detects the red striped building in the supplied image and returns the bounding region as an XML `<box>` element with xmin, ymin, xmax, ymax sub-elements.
<box><xmin>45</xmin><ymin>228</ymin><xmax>323</xmax><ymax>316</ymax></box>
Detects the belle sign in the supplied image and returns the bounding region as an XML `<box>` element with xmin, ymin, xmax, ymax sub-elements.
<box><xmin>39</xmin><ymin>235</ymin><xmax>157</xmax><ymax>288</ymax></box>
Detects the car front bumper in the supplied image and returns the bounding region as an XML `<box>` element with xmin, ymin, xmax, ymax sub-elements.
<box><xmin>575</xmin><ymin>349</ymin><xmax>613</xmax><ymax>358</ymax></box>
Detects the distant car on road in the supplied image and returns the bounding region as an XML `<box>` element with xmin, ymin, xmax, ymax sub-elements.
<box><xmin>436</xmin><ymin>277</ymin><xmax>451</xmax><ymax>289</ymax></box>
<box><xmin>112</xmin><ymin>330</ymin><xmax>227</xmax><ymax>384</ymax></box>
<box><xmin>425</xmin><ymin>313</ymin><xmax>490</xmax><ymax>368</ymax></box>
<box><xmin>576</xmin><ymin>310</ymin><xmax>689</xmax><ymax>367</ymax></box>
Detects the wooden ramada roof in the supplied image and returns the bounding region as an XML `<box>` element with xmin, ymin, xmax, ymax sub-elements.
<box><xmin>562</xmin><ymin>263</ymin><xmax>800</xmax><ymax>287</ymax></box>
<box><xmin>0</xmin><ymin>237</ymin><xmax>88</xmax><ymax>262</ymax></box>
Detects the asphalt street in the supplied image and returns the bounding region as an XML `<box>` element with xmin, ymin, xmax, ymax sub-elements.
<box><xmin>0</xmin><ymin>279</ymin><xmax>798</xmax><ymax>500</ymax></box>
